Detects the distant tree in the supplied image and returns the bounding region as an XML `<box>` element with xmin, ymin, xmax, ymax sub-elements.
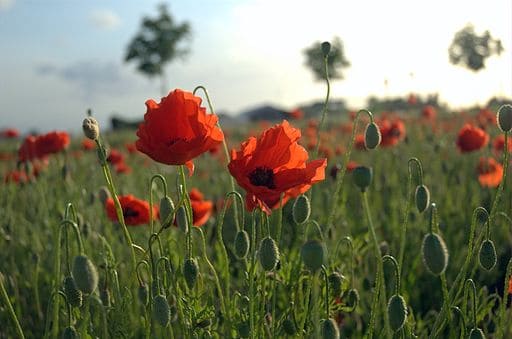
<box><xmin>303</xmin><ymin>37</ymin><xmax>350</xmax><ymax>81</ymax></box>
<box><xmin>125</xmin><ymin>3</ymin><xmax>191</xmax><ymax>94</ymax></box>
<box><xmin>448</xmin><ymin>24</ymin><xmax>503</xmax><ymax>72</ymax></box>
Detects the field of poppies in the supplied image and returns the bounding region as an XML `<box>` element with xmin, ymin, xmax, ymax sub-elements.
<box><xmin>2</xmin><ymin>76</ymin><xmax>512</xmax><ymax>337</ymax></box>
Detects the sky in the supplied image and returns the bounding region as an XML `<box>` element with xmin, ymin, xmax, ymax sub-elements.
<box><xmin>0</xmin><ymin>0</ymin><xmax>511</xmax><ymax>134</ymax></box>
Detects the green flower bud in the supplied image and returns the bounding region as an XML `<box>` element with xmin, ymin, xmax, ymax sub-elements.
<box><xmin>300</xmin><ymin>239</ymin><xmax>327</xmax><ymax>273</ymax></box>
<box><xmin>328</xmin><ymin>272</ymin><xmax>345</xmax><ymax>297</ymax></box>
<box><xmin>258</xmin><ymin>237</ymin><xmax>279</xmax><ymax>271</ymax></box>
<box><xmin>234</xmin><ymin>230</ymin><xmax>250</xmax><ymax>259</ymax></box>
<box><xmin>497</xmin><ymin>104</ymin><xmax>512</xmax><ymax>133</ymax></box>
<box><xmin>61</xmin><ymin>326</ymin><xmax>79</xmax><ymax>339</ymax></box>
<box><xmin>387</xmin><ymin>294</ymin><xmax>408</xmax><ymax>331</ymax></box>
<box><xmin>159</xmin><ymin>196</ymin><xmax>175</xmax><ymax>228</ymax></box>
<box><xmin>63</xmin><ymin>276</ymin><xmax>82</xmax><ymax>308</ymax></box>
<box><xmin>153</xmin><ymin>294</ymin><xmax>170</xmax><ymax>327</ymax></box>
<box><xmin>321</xmin><ymin>41</ymin><xmax>331</xmax><ymax>57</ymax></box>
<box><xmin>415</xmin><ymin>185</ymin><xmax>430</xmax><ymax>213</ymax></box>
<box><xmin>138</xmin><ymin>284</ymin><xmax>149</xmax><ymax>306</ymax></box>
<box><xmin>71</xmin><ymin>255</ymin><xmax>98</xmax><ymax>294</ymax></box>
<box><xmin>479</xmin><ymin>239</ymin><xmax>497</xmax><ymax>271</ymax></box>
<box><xmin>469</xmin><ymin>328</ymin><xmax>485</xmax><ymax>339</ymax></box>
<box><xmin>183</xmin><ymin>258</ymin><xmax>199</xmax><ymax>289</ymax></box>
<box><xmin>353</xmin><ymin>166</ymin><xmax>373</xmax><ymax>192</ymax></box>
<box><xmin>321</xmin><ymin>318</ymin><xmax>340</xmax><ymax>339</ymax></box>
<box><xmin>176</xmin><ymin>206</ymin><xmax>189</xmax><ymax>233</ymax></box>
<box><xmin>364</xmin><ymin>122</ymin><xmax>381</xmax><ymax>149</ymax></box>
<box><xmin>292</xmin><ymin>194</ymin><xmax>311</xmax><ymax>225</ymax></box>
<box><xmin>421</xmin><ymin>233</ymin><xmax>449</xmax><ymax>276</ymax></box>
<box><xmin>282</xmin><ymin>317</ymin><xmax>297</xmax><ymax>336</ymax></box>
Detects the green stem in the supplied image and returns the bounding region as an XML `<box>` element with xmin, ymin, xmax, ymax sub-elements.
<box><xmin>249</xmin><ymin>211</ymin><xmax>257</xmax><ymax>339</ymax></box>
<box><xmin>321</xmin><ymin>266</ymin><xmax>330</xmax><ymax>318</ymax></box>
<box><xmin>313</xmin><ymin>54</ymin><xmax>331</xmax><ymax>161</ymax></box>
<box><xmin>497</xmin><ymin>259</ymin><xmax>512</xmax><ymax>339</ymax></box>
<box><xmin>299</xmin><ymin>276</ymin><xmax>312</xmax><ymax>338</ymax></box>
<box><xmin>178</xmin><ymin>165</ymin><xmax>194</xmax><ymax>259</ymax></box>
<box><xmin>489</xmin><ymin>131</ymin><xmax>509</xmax><ymax>227</ymax></box>
<box><xmin>0</xmin><ymin>272</ymin><xmax>25</xmax><ymax>339</ymax></box>
<box><xmin>149</xmin><ymin>174</ymin><xmax>168</xmax><ymax>235</ymax></box>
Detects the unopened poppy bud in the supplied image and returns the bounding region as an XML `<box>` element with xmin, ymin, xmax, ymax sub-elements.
<box><xmin>98</xmin><ymin>186</ymin><xmax>110</xmax><ymax>205</ymax></box>
<box><xmin>479</xmin><ymin>239</ymin><xmax>497</xmax><ymax>271</ymax></box>
<box><xmin>234</xmin><ymin>230</ymin><xmax>250</xmax><ymax>259</ymax></box>
<box><xmin>62</xmin><ymin>326</ymin><xmax>79</xmax><ymax>339</ymax></box>
<box><xmin>469</xmin><ymin>328</ymin><xmax>485</xmax><ymax>339</ymax></box>
<box><xmin>497</xmin><ymin>104</ymin><xmax>512</xmax><ymax>133</ymax></box>
<box><xmin>153</xmin><ymin>294</ymin><xmax>170</xmax><ymax>327</ymax></box>
<box><xmin>353</xmin><ymin>166</ymin><xmax>373</xmax><ymax>192</ymax></box>
<box><xmin>421</xmin><ymin>233</ymin><xmax>449</xmax><ymax>276</ymax></box>
<box><xmin>183</xmin><ymin>258</ymin><xmax>199</xmax><ymax>289</ymax></box>
<box><xmin>321</xmin><ymin>41</ymin><xmax>331</xmax><ymax>57</ymax></box>
<box><xmin>346</xmin><ymin>288</ymin><xmax>360</xmax><ymax>309</ymax></box>
<box><xmin>72</xmin><ymin>255</ymin><xmax>99</xmax><ymax>294</ymax></box>
<box><xmin>176</xmin><ymin>206</ymin><xmax>189</xmax><ymax>233</ymax></box>
<box><xmin>387</xmin><ymin>294</ymin><xmax>408</xmax><ymax>331</ymax></box>
<box><xmin>63</xmin><ymin>276</ymin><xmax>82</xmax><ymax>308</ymax></box>
<box><xmin>415</xmin><ymin>185</ymin><xmax>430</xmax><ymax>213</ymax></box>
<box><xmin>138</xmin><ymin>284</ymin><xmax>149</xmax><ymax>306</ymax></box>
<box><xmin>364</xmin><ymin>122</ymin><xmax>381</xmax><ymax>150</ymax></box>
<box><xmin>300</xmin><ymin>239</ymin><xmax>326</xmax><ymax>273</ymax></box>
<box><xmin>321</xmin><ymin>318</ymin><xmax>340</xmax><ymax>339</ymax></box>
<box><xmin>237</xmin><ymin>320</ymin><xmax>251</xmax><ymax>338</ymax></box>
<box><xmin>328</xmin><ymin>272</ymin><xmax>345</xmax><ymax>297</ymax></box>
<box><xmin>282</xmin><ymin>316</ymin><xmax>297</xmax><ymax>336</ymax></box>
<box><xmin>292</xmin><ymin>194</ymin><xmax>311</xmax><ymax>225</ymax></box>
<box><xmin>159</xmin><ymin>196</ymin><xmax>175</xmax><ymax>228</ymax></box>
<box><xmin>82</xmin><ymin>117</ymin><xmax>99</xmax><ymax>140</ymax></box>
<box><xmin>258</xmin><ymin>237</ymin><xmax>279</xmax><ymax>271</ymax></box>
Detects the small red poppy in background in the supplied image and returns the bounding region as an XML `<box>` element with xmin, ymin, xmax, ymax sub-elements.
<box><xmin>508</xmin><ymin>276</ymin><xmax>512</xmax><ymax>295</ymax></box>
<box><xmin>422</xmin><ymin>105</ymin><xmax>437</xmax><ymax>120</ymax></box>
<box><xmin>189</xmin><ymin>188</ymin><xmax>213</xmax><ymax>226</ymax></box>
<box><xmin>407</xmin><ymin>93</ymin><xmax>417</xmax><ymax>105</ymax></box>
<box><xmin>4</xmin><ymin>170</ymin><xmax>29</xmax><ymax>184</ymax></box>
<box><xmin>288</xmin><ymin>108</ymin><xmax>304</xmax><ymax>120</ymax></box>
<box><xmin>36</xmin><ymin>131</ymin><xmax>70</xmax><ymax>157</ymax></box>
<box><xmin>81</xmin><ymin>139</ymin><xmax>95</xmax><ymax>151</ymax></box>
<box><xmin>492</xmin><ymin>135</ymin><xmax>512</xmax><ymax>155</ymax></box>
<box><xmin>477</xmin><ymin>157</ymin><xmax>503</xmax><ymax>188</ymax></box>
<box><xmin>136</xmin><ymin>89</ymin><xmax>224</xmax><ymax>175</ymax></box>
<box><xmin>114</xmin><ymin>162</ymin><xmax>132</xmax><ymax>174</ymax></box>
<box><xmin>228</xmin><ymin>120</ymin><xmax>327</xmax><ymax>214</ymax></box>
<box><xmin>107</xmin><ymin>149</ymin><xmax>125</xmax><ymax>165</ymax></box>
<box><xmin>354</xmin><ymin>134</ymin><xmax>366</xmax><ymax>150</ymax></box>
<box><xmin>456</xmin><ymin>124</ymin><xmax>489</xmax><ymax>153</ymax></box>
<box><xmin>377</xmin><ymin>118</ymin><xmax>406</xmax><ymax>147</ymax></box>
<box><xmin>105</xmin><ymin>194</ymin><xmax>157</xmax><ymax>226</ymax></box>
<box><xmin>1</xmin><ymin>128</ymin><xmax>20</xmax><ymax>139</ymax></box>
<box><xmin>18</xmin><ymin>136</ymin><xmax>39</xmax><ymax>162</ymax></box>
<box><xmin>125</xmin><ymin>142</ymin><xmax>138</xmax><ymax>154</ymax></box>
<box><xmin>476</xmin><ymin>108</ymin><xmax>495</xmax><ymax>128</ymax></box>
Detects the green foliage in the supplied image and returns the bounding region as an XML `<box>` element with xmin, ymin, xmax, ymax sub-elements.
<box><xmin>303</xmin><ymin>37</ymin><xmax>350</xmax><ymax>80</ymax></box>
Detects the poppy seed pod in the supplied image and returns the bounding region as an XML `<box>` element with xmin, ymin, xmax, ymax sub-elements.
<box><xmin>258</xmin><ymin>237</ymin><xmax>279</xmax><ymax>271</ymax></box>
<box><xmin>159</xmin><ymin>196</ymin><xmax>175</xmax><ymax>228</ymax></box>
<box><xmin>364</xmin><ymin>122</ymin><xmax>381</xmax><ymax>150</ymax></box>
<box><xmin>479</xmin><ymin>239</ymin><xmax>497</xmax><ymax>271</ymax></box>
<box><xmin>469</xmin><ymin>328</ymin><xmax>485</xmax><ymax>339</ymax></box>
<box><xmin>292</xmin><ymin>194</ymin><xmax>311</xmax><ymax>225</ymax></box>
<box><xmin>421</xmin><ymin>233</ymin><xmax>449</xmax><ymax>276</ymax></box>
<box><xmin>353</xmin><ymin>166</ymin><xmax>373</xmax><ymax>192</ymax></box>
<box><xmin>300</xmin><ymin>239</ymin><xmax>326</xmax><ymax>273</ymax></box>
<box><xmin>176</xmin><ymin>206</ymin><xmax>189</xmax><ymax>233</ymax></box>
<box><xmin>153</xmin><ymin>294</ymin><xmax>170</xmax><ymax>327</ymax></box>
<box><xmin>415</xmin><ymin>185</ymin><xmax>430</xmax><ymax>213</ymax></box>
<box><xmin>282</xmin><ymin>317</ymin><xmax>297</xmax><ymax>336</ymax></box>
<box><xmin>138</xmin><ymin>284</ymin><xmax>149</xmax><ymax>306</ymax></box>
<box><xmin>497</xmin><ymin>104</ymin><xmax>512</xmax><ymax>133</ymax></box>
<box><xmin>321</xmin><ymin>41</ymin><xmax>331</xmax><ymax>57</ymax></box>
<box><xmin>321</xmin><ymin>318</ymin><xmax>340</xmax><ymax>339</ymax></box>
<box><xmin>71</xmin><ymin>255</ymin><xmax>99</xmax><ymax>294</ymax></box>
<box><xmin>328</xmin><ymin>272</ymin><xmax>345</xmax><ymax>297</ymax></box>
<box><xmin>234</xmin><ymin>230</ymin><xmax>250</xmax><ymax>259</ymax></box>
<box><xmin>346</xmin><ymin>288</ymin><xmax>360</xmax><ymax>309</ymax></box>
<box><xmin>62</xmin><ymin>326</ymin><xmax>79</xmax><ymax>339</ymax></box>
<box><xmin>183</xmin><ymin>258</ymin><xmax>199</xmax><ymax>289</ymax></box>
<box><xmin>82</xmin><ymin>117</ymin><xmax>99</xmax><ymax>140</ymax></box>
<box><xmin>387</xmin><ymin>294</ymin><xmax>408</xmax><ymax>331</ymax></box>
<box><xmin>63</xmin><ymin>276</ymin><xmax>82</xmax><ymax>308</ymax></box>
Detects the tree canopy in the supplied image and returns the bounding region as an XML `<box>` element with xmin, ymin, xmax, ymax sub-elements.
<box><xmin>303</xmin><ymin>37</ymin><xmax>350</xmax><ymax>81</ymax></box>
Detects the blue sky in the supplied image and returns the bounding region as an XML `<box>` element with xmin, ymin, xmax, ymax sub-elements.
<box><xmin>1</xmin><ymin>0</ymin><xmax>511</xmax><ymax>133</ymax></box>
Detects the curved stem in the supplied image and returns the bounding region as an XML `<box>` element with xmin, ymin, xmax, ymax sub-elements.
<box><xmin>465</xmin><ymin>279</ymin><xmax>478</xmax><ymax>328</ymax></box>
<box><xmin>321</xmin><ymin>265</ymin><xmax>330</xmax><ymax>319</ymax></box>
<box><xmin>136</xmin><ymin>260</ymin><xmax>150</xmax><ymax>286</ymax></box>
<box><xmin>334</xmin><ymin>236</ymin><xmax>354</xmax><ymax>287</ymax></box>
<box><xmin>450</xmin><ymin>306</ymin><xmax>466</xmax><ymax>339</ymax></box>
<box><xmin>0</xmin><ymin>272</ymin><xmax>25</xmax><ymax>339</ymax></box>
<box><xmin>178</xmin><ymin>165</ymin><xmax>194</xmax><ymax>259</ymax></box>
<box><xmin>312</xmin><ymin>54</ymin><xmax>331</xmax><ymax>161</ymax></box>
<box><xmin>305</xmin><ymin>220</ymin><xmax>324</xmax><ymax>241</ymax></box>
<box><xmin>149</xmin><ymin>174</ymin><xmax>169</xmax><ymax>235</ymax></box>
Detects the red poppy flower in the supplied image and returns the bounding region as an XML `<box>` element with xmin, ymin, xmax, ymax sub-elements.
<box><xmin>289</xmin><ymin>108</ymin><xmax>304</xmax><ymax>120</ymax></box>
<box><xmin>422</xmin><ymin>105</ymin><xmax>437</xmax><ymax>120</ymax></box>
<box><xmin>4</xmin><ymin>170</ymin><xmax>29</xmax><ymax>184</ymax></box>
<box><xmin>114</xmin><ymin>161</ymin><xmax>131</xmax><ymax>174</ymax></box>
<box><xmin>107</xmin><ymin>149</ymin><xmax>125</xmax><ymax>165</ymax></box>
<box><xmin>105</xmin><ymin>194</ymin><xmax>157</xmax><ymax>226</ymax></box>
<box><xmin>456</xmin><ymin>124</ymin><xmax>489</xmax><ymax>153</ymax></box>
<box><xmin>136</xmin><ymin>89</ymin><xmax>224</xmax><ymax>175</ymax></box>
<box><xmin>354</xmin><ymin>134</ymin><xmax>366</xmax><ymax>150</ymax></box>
<box><xmin>36</xmin><ymin>131</ymin><xmax>70</xmax><ymax>157</ymax></box>
<box><xmin>492</xmin><ymin>135</ymin><xmax>512</xmax><ymax>155</ymax></box>
<box><xmin>477</xmin><ymin>157</ymin><xmax>503</xmax><ymax>188</ymax></box>
<box><xmin>18</xmin><ymin>136</ymin><xmax>39</xmax><ymax>162</ymax></box>
<box><xmin>189</xmin><ymin>188</ymin><xmax>213</xmax><ymax>226</ymax></box>
<box><xmin>228</xmin><ymin>120</ymin><xmax>327</xmax><ymax>214</ymax></box>
<box><xmin>125</xmin><ymin>142</ymin><xmax>138</xmax><ymax>154</ymax></box>
<box><xmin>377</xmin><ymin>118</ymin><xmax>406</xmax><ymax>147</ymax></box>
<box><xmin>81</xmin><ymin>139</ymin><xmax>95</xmax><ymax>151</ymax></box>
<box><xmin>1</xmin><ymin>128</ymin><xmax>20</xmax><ymax>138</ymax></box>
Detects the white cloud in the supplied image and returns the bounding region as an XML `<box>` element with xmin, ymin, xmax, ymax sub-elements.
<box><xmin>0</xmin><ymin>0</ymin><xmax>14</xmax><ymax>11</ymax></box>
<box><xmin>90</xmin><ymin>9</ymin><xmax>121</xmax><ymax>30</ymax></box>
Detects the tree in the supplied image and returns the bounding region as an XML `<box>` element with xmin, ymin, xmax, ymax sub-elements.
<box><xmin>125</xmin><ymin>4</ymin><xmax>191</xmax><ymax>94</ymax></box>
<box><xmin>448</xmin><ymin>24</ymin><xmax>503</xmax><ymax>72</ymax></box>
<box><xmin>303</xmin><ymin>37</ymin><xmax>350</xmax><ymax>81</ymax></box>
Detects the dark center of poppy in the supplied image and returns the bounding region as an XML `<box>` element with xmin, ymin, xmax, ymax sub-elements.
<box><xmin>166</xmin><ymin>137</ymin><xmax>188</xmax><ymax>147</ymax></box>
<box><xmin>248</xmin><ymin>167</ymin><xmax>276</xmax><ymax>189</ymax></box>
<box><xmin>123</xmin><ymin>208</ymin><xmax>139</xmax><ymax>219</ymax></box>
